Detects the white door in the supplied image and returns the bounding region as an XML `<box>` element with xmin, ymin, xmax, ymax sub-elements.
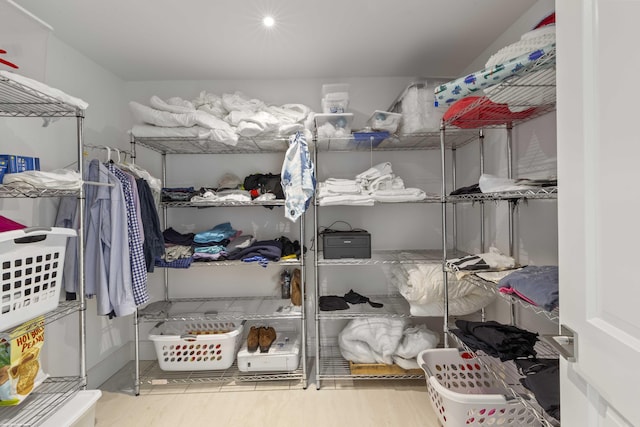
<box><xmin>557</xmin><ymin>1</ymin><xmax>640</xmax><ymax>426</ymax></box>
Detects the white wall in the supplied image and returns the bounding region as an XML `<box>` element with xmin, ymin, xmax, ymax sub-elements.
<box><xmin>0</xmin><ymin>35</ymin><xmax>131</xmax><ymax>388</ymax></box>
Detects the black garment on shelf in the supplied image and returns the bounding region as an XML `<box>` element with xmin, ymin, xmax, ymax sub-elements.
<box><xmin>453</xmin><ymin>320</ymin><xmax>539</xmax><ymax>361</ymax></box>
<box><xmin>516</xmin><ymin>358</ymin><xmax>560</xmax><ymax>421</ymax></box>
<box><xmin>227</xmin><ymin>239</ymin><xmax>283</xmax><ymax>261</ymax></box>
<box><xmin>136</xmin><ymin>178</ymin><xmax>165</xmax><ymax>273</ymax></box>
<box><xmin>192</xmin><ymin>239</ymin><xmax>230</xmax><ymax>248</ymax></box>
<box><xmin>162</xmin><ymin>227</ymin><xmax>195</xmax><ymax>246</ymax></box>
<box><xmin>450</xmin><ymin>183</ymin><xmax>481</xmax><ymax>195</ymax></box>
<box><xmin>276</xmin><ymin>236</ymin><xmax>306</xmax><ymax>259</ymax></box>
<box><xmin>343</xmin><ymin>289</ymin><xmax>384</xmax><ymax>308</ymax></box>
<box><xmin>243</xmin><ymin>173</ymin><xmax>285</xmax><ymax>199</ymax></box>
<box><xmin>319</xmin><ymin>295</ymin><xmax>350</xmax><ymax>311</ymax></box>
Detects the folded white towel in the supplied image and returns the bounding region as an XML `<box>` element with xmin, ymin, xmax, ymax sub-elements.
<box><xmin>318</xmin><ymin>194</ymin><xmax>375</xmax><ymax>206</ymax></box>
<box><xmin>372</xmin><ymin>188</ymin><xmax>428</xmax><ymax>202</ymax></box>
<box><xmin>356</xmin><ymin>162</ymin><xmax>393</xmax><ymax>181</ymax></box>
<box><xmin>2</xmin><ymin>169</ymin><xmax>83</xmax><ymax>190</ymax></box>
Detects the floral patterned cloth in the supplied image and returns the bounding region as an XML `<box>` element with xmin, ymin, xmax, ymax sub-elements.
<box><xmin>434</xmin><ymin>43</ymin><xmax>556</xmax><ymax>108</ymax></box>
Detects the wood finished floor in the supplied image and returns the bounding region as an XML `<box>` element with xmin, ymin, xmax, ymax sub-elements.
<box><xmin>94</xmin><ymin>362</ymin><xmax>441</xmax><ymax>427</ymax></box>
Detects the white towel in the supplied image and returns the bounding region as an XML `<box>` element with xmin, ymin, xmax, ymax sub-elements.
<box><xmin>356</xmin><ymin>162</ymin><xmax>393</xmax><ymax>181</ymax></box>
<box><xmin>2</xmin><ymin>169</ymin><xmax>82</xmax><ymax>190</ymax></box>
<box><xmin>318</xmin><ymin>194</ymin><xmax>375</xmax><ymax>206</ymax></box>
<box><xmin>372</xmin><ymin>188</ymin><xmax>428</xmax><ymax>202</ymax></box>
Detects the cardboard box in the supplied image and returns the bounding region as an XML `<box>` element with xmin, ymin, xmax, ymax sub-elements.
<box><xmin>0</xmin><ymin>316</ymin><xmax>47</xmax><ymax>406</ymax></box>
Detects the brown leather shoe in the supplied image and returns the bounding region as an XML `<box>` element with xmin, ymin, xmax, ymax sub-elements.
<box><xmin>258</xmin><ymin>326</ymin><xmax>276</xmax><ymax>353</ymax></box>
<box><xmin>291</xmin><ymin>268</ymin><xmax>302</xmax><ymax>306</ymax></box>
<box><xmin>247</xmin><ymin>326</ymin><xmax>260</xmax><ymax>353</ymax></box>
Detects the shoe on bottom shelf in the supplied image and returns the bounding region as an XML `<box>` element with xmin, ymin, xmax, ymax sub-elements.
<box><xmin>259</xmin><ymin>326</ymin><xmax>277</xmax><ymax>353</ymax></box>
<box><xmin>247</xmin><ymin>326</ymin><xmax>260</xmax><ymax>353</ymax></box>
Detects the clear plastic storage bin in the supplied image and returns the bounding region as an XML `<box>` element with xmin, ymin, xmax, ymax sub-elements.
<box><xmin>149</xmin><ymin>320</ymin><xmax>244</xmax><ymax>371</ymax></box>
<box><xmin>0</xmin><ymin>227</ymin><xmax>76</xmax><ymax>331</ymax></box>
<box><xmin>418</xmin><ymin>348</ymin><xmax>540</xmax><ymax>426</ymax></box>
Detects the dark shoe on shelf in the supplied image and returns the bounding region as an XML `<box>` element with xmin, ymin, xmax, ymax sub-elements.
<box><xmin>247</xmin><ymin>326</ymin><xmax>260</xmax><ymax>353</ymax></box>
<box><xmin>259</xmin><ymin>326</ymin><xmax>276</xmax><ymax>353</ymax></box>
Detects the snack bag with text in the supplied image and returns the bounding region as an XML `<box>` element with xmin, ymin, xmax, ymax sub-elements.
<box><xmin>0</xmin><ymin>316</ymin><xmax>47</xmax><ymax>406</ymax></box>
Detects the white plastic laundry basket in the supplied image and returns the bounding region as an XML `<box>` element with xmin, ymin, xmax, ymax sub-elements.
<box><xmin>1</xmin><ymin>227</ymin><xmax>76</xmax><ymax>331</ymax></box>
<box><xmin>418</xmin><ymin>348</ymin><xmax>541</xmax><ymax>426</ymax></box>
<box><xmin>149</xmin><ymin>320</ymin><xmax>244</xmax><ymax>371</ymax></box>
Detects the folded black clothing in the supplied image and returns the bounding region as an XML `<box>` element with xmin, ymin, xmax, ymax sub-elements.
<box><xmin>517</xmin><ymin>359</ymin><xmax>560</xmax><ymax>421</ymax></box>
<box><xmin>450</xmin><ymin>183</ymin><xmax>481</xmax><ymax>195</ymax></box>
<box><xmin>192</xmin><ymin>239</ymin><xmax>230</xmax><ymax>248</ymax></box>
<box><xmin>319</xmin><ymin>295</ymin><xmax>350</xmax><ymax>311</ymax></box>
<box><xmin>343</xmin><ymin>290</ymin><xmax>384</xmax><ymax>308</ymax></box>
<box><xmin>455</xmin><ymin>320</ymin><xmax>539</xmax><ymax>361</ymax></box>
<box><xmin>163</xmin><ymin>227</ymin><xmax>195</xmax><ymax>246</ymax></box>
<box><xmin>227</xmin><ymin>239</ymin><xmax>282</xmax><ymax>261</ymax></box>
<box><xmin>277</xmin><ymin>236</ymin><xmax>302</xmax><ymax>258</ymax></box>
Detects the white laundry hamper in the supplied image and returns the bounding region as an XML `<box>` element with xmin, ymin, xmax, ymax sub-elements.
<box><xmin>0</xmin><ymin>227</ymin><xmax>76</xmax><ymax>330</ymax></box>
<box><xmin>418</xmin><ymin>348</ymin><xmax>541</xmax><ymax>426</ymax></box>
<box><xmin>149</xmin><ymin>319</ymin><xmax>244</xmax><ymax>371</ymax></box>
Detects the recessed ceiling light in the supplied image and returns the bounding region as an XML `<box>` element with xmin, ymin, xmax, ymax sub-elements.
<box><xmin>262</xmin><ymin>16</ymin><xmax>275</xmax><ymax>28</ymax></box>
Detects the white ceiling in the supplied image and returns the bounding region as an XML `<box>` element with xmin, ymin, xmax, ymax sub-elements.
<box><xmin>15</xmin><ymin>0</ymin><xmax>537</xmax><ymax>81</ymax></box>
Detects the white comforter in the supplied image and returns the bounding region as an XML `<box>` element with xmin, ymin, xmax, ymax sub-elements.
<box><xmin>338</xmin><ymin>319</ymin><xmax>439</xmax><ymax>367</ymax></box>
<box><xmin>390</xmin><ymin>262</ymin><xmax>495</xmax><ymax>316</ymax></box>
<box><xmin>130</xmin><ymin>91</ymin><xmax>313</xmax><ymax>146</ymax></box>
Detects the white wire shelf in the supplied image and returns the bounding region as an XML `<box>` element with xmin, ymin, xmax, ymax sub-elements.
<box><xmin>314</xmin><ymin>196</ymin><xmax>441</xmax><ymax>207</ymax></box>
<box><xmin>462</xmin><ymin>274</ymin><xmax>559</xmax><ymax>323</ymax></box>
<box><xmin>442</xmin><ymin>48</ymin><xmax>556</xmax><ymax>129</ymax></box>
<box><xmin>162</xmin><ymin>199</ymin><xmax>285</xmax><ymax>208</ymax></box>
<box><xmin>0</xmin><ymin>75</ymin><xmax>84</xmax><ymax>118</ymax></box>
<box><xmin>315</xmin><ymin>129</ymin><xmax>478</xmax><ymax>151</ymax></box>
<box><xmin>316</xmin><ymin>249</ymin><xmax>450</xmax><ymax>266</ymax></box>
<box><xmin>0</xmin><ymin>186</ymin><xmax>80</xmax><ymax>198</ymax></box>
<box><xmin>1</xmin><ymin>301</ymin><xmax>81</xmax><ymax>335</ymax></box>
<box><xmin>317</xmin><ymin>345</ymin><xmax>424</xmax><ymax>381</ymax></box>
<box><xmin>0</xmin><ymin>377</ymin><xmax>84</xmax><ymax>427</ymax></box>
<box><xmin>317</xmin><ymin>295</ymin><xmax>413</xmax><ymax>319</ymax></box>
<box><xmin>138</xmin><ymin>297</ymin><xmax>303</xmax><ymax>322</ymax></box>
<box><xmin>139</xmin><ymin>360</ymin><xmax>305</xmax><ymax>387</ymax></box>
<box><xmin>447</xmin><ymin>187</ymin><xmax>557</xmax><ymax>203</ymax></box>
<box><xmin>448</xmin><ymin>328</ymin><xmax>560</xmax><ymax>427</ymax></box>
<box><xmin>133</xmin><ymin>135</ymin><xmax>293</xmax><ymax>154</ymax></box>
<box><xmin>157</xmin><ymin>257</ymin><xmax>302</xmax><ymax>268</ymax></box>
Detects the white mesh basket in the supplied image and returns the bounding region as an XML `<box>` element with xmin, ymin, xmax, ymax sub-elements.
<box><xmin>1</xmin><ymin>227</ymin><xmax>76</xmax><ymax>331</ymax></box>
<box><xmin>149</xmin><ymin>320</ymin><xmax>244</xmax><ymax>371</ymax></box>
<box><xmin>418</xmin><ymin>348</ymin><xmax>541</xmax><ymax>426</ymax></box>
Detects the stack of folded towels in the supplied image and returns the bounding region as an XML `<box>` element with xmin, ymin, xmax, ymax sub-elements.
<box><xmin>317</xmin><ymin>162</ymin><xmax>431</xmax><ymax>206</ymax></box>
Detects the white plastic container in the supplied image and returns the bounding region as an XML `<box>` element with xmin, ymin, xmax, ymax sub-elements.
<box><xmin>314</xmin><ymin>113</ymin><xmax>354</xmax><ymax>138</ymax></box>
<box><xmin>367</xmin><ymin>110</ymin><xmax>403</xmax><ymax>133</ymax></box>
<box><xmin>0</xmin><ymin>227</ymin><xmax>77</xmax><ymax>331</ymax></box>
<box><xmin>149</xmin><ymin>320</ymin><xmax>243</xmax><ymax>371</ymax></box>
<box><xmin>321</xmin><ymin>83</ymin><xmax>350</xmax><ymax>114</ymax></box>
<box><xmin>41</xmin><ymin>390</ymin><xmax>102</xmax><ymax>427</ymax></box>
<box><xmin>418</xmin><ymin>348</ymin><xmax>540</xmax><ymax>426</ymax></box>
<box><xmin>237</xmin><ymin>330</ymin><xmax>300</xmax><ymax>372</ymax></box>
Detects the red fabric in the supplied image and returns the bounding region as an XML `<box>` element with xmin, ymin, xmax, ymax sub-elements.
<box><xmin>443</xmin><ymin>96</ymin><xmax>535</xmax><ymax>129</ymax></box>
<box><xmin>533</xmin><ymin>12</ymin><xmax>555</xmax><ymax>29</ymax></box>
<box><xmin>0</xmin><ymin>215</ymin><xmax>26</xmax><ymax>232</ymax></box>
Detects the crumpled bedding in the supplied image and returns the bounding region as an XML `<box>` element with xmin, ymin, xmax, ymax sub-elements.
<box><xmin>390</xmin><ymin>261</ymin><xmax>495</xmax><ymax>316</ymax></box>
<box><xmin>338</xmin><ymin>318</ymin><xmax>439</xmax><ymax>367</ymax></box>
<box><xmin>130</xmin><ymin>91</ymin><xmax>313</xmax><ymax>147</ymax></box>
